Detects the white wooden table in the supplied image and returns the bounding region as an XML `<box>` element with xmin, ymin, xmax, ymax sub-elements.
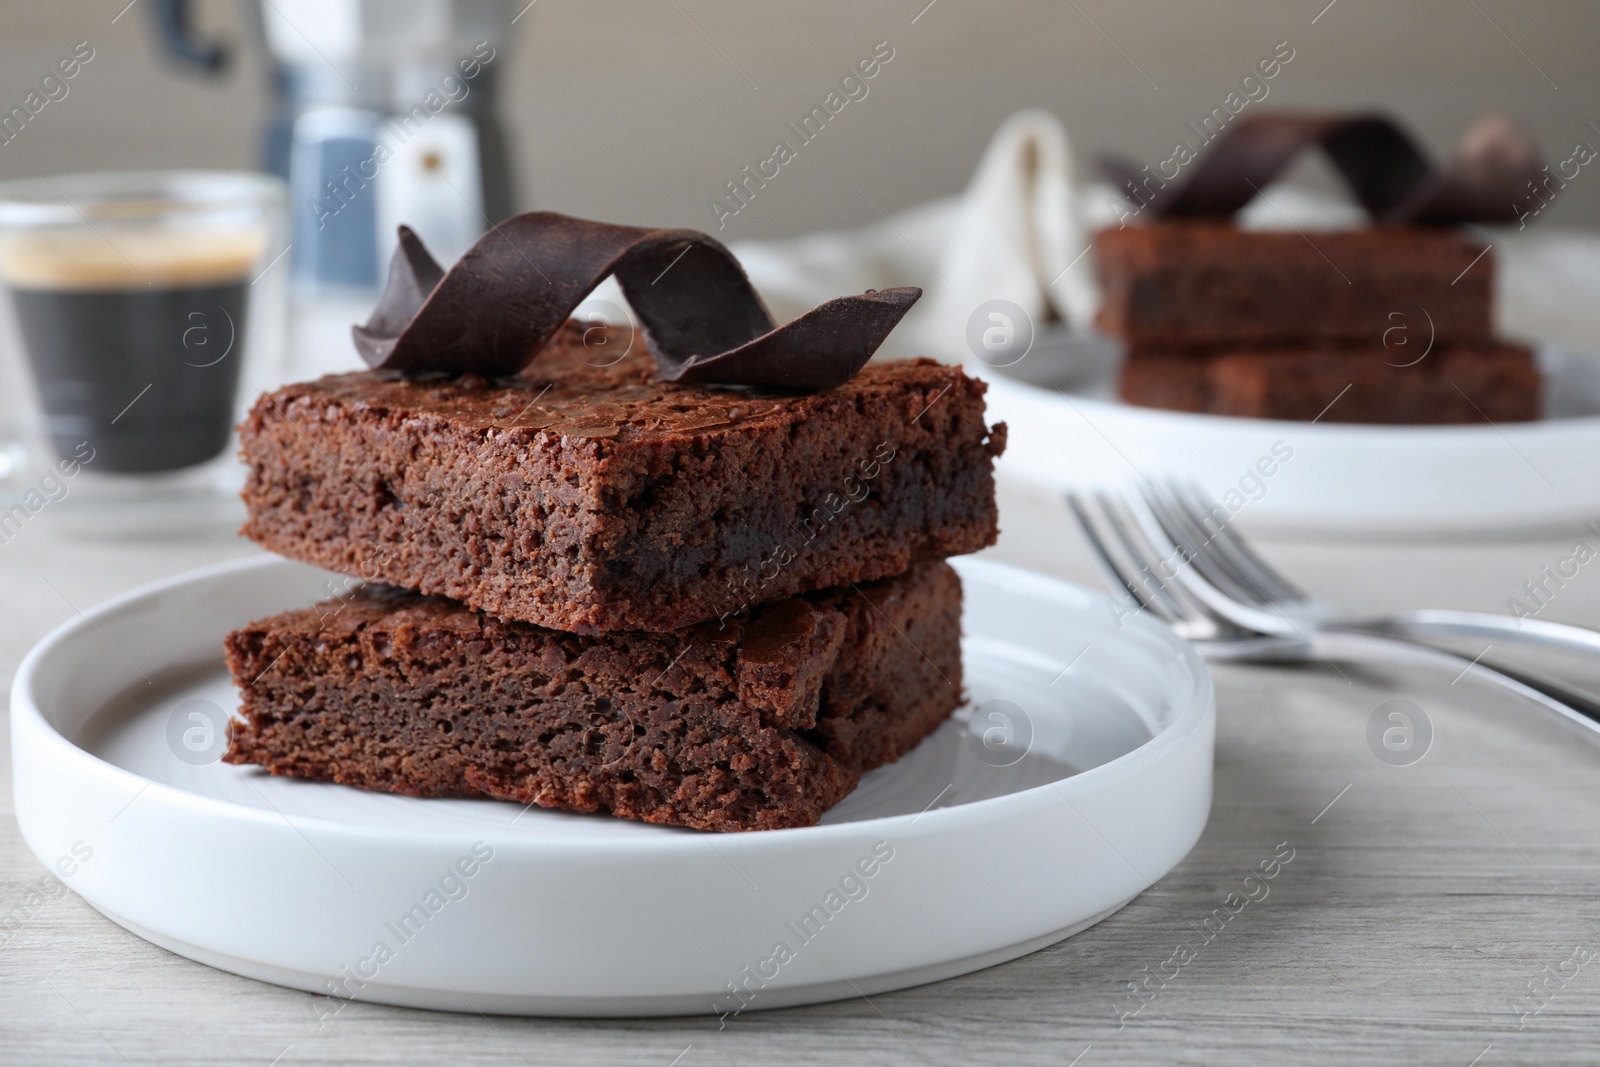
<box><xmin>4</xmin><ymin>478</ymin><xmax>1600</xmax><ymax>1065</ymax></box>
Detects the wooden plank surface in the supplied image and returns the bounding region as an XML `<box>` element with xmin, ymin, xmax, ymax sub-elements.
<box><xmin>4</xmin><ymin>479</ymin><xmax>1600</xmax><ymax>1065</ymax></box>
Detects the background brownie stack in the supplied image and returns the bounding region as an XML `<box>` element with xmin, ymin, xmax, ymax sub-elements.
<box><xmin>223</xmin><ymin>327</ymin><xmax>1007</xmax><ymax>831</ymax></box>
<box><xmin>1096</xmin><ymin>222</ymin><xmax>1540</xmax><ymax>424</ymax></box>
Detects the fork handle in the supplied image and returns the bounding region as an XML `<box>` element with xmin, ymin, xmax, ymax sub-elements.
<box><xmin>1338</xmin><ymin>609</ymin><xmax>1600</xmax><ymax>658</ymax></box>
<box><xmin>1282</xmin><ymin>631</ymin><xmax>1600</xmax><ymax>739</ymax></box>
<box><xmin>1458</xmin><ymin>652</ymin><xmax>1600</xmax><ymax>727</ymax></box>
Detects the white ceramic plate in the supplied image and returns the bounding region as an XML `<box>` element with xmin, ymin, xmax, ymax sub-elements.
<box><xmin>11</xmin><ymin>554</ymin><xmax>1213</xmax><ymax>1017</ymax></box>
<box><xmin>979</xmin><ymin>340</ymin><xmax>1600</xmax><ymax>537</ymax></box>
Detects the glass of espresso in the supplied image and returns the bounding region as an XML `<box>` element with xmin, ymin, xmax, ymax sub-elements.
<box><xmin>0</xmin><ymin>171</ymin><xmax>286</xmax><ymax>504</ymax></box>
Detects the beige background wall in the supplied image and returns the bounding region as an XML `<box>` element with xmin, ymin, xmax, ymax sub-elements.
<box><xmin>0</xmin><ymin>0</ymin><xmax>1596</xmax><ymax>238</ymax></box>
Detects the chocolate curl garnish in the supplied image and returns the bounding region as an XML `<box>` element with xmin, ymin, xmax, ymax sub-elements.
<box><xmin>357</xmin><ymin>226</ymin><xmax>444</xmax><ymax>353</ymax></box>
<box><xmin>1101</xmin><ymin>112</ymin><xmax>1544</xmax><ymax>225</ymax></box>
<box><xmin>353</xmin><ymin>212</ymin><xmax>922</xmax><ymax>390</ymax></box>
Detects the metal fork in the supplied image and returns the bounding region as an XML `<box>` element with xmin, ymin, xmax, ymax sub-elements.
<box><xmin>1147</xmin><ymin>481</ymin><xmax>1600</xmax><ymax>658</ymax></box>
<box><xmin>1068</xmin><ymin>485</ymin><xmax>1600</xmax><ymax>736</ymax></box>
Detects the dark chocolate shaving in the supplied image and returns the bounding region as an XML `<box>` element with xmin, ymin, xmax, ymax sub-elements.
<box><xmin>354</xmin><ymin>226</ymin><xmax>445</xmax><ymax>364</ymax></box>
<box><xmin>1102</xmin><ymin>112</ymin><xmax>1544</xmax><ymax>225</ymax></box>
<box><xmin>353</xmin><ymin>212</ymin><xmax>921</xmax><ymax>390</ymax></box>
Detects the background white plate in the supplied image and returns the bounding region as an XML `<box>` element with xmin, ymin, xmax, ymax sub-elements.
<box><xmin>11</xmin><ymin>555</ymin><xmax>1213</xmax><ymax>1017</ymax></box>
<box><xmin>979</xmin><ymin>339</ymin><xmax>1600</xmax><ymax>538</ymax></box>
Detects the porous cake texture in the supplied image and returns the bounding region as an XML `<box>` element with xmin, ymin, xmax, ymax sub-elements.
<box><xmin>1119</xmin><ymin>342</ymin><xmax>1539</xmax><ymax>423</ymax></box>
<box><xmin>239</xmin><ymin>324</ymin><xmax>1004</xmax><ymax>634</ymax></box>
<box><xmin>1095</xmin><ymin>223</ymin><xmax>1495</xmax><ymax>349</ymax></box>
<box><xmin>224</xmin><ymin>561</ymin><xmax>963</xmax><ymax>832</ymax></box>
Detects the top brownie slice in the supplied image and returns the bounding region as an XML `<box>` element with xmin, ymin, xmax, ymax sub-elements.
<box><xmin>240</xmin><ymin>323</ymin><xmax>1005</xmax><ymax>633</ymax></box>
<box><xmin>1095</xmin><ymin>222</ymin><xmax>1494</xmax><ymax>349</ymax></box>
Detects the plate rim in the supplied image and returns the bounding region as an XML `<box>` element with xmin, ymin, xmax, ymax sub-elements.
<box><xmin>981</xmin><ymin>355</ymin><xmax>1600</xmax><ymax>440</ymax></box>
<box><xmin>12</xmin><ymin>552</ymin><xmax>1214</xmax><ymax>851</ymax></box>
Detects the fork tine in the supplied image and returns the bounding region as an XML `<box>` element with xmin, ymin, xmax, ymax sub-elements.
<box><xmin>1065</xmin><ymin>492</ymin><xmax>1180</xmax><ymax>624</ymax></box>
<box><xmin>1114</xmin><ymin>484</ymin><xmax>1301</xmax><ymax>639</ymax></box>
<box><xmin>1152</xmin><ymin>480</ymin><xmax>1273</xmax><ymax>602</ymax></box>
<box><xmin>1091</xmin><ymin>489</ymin><xmax>1224</xmax><ymax>628</ymax></box>
<box><xmin>1168</xmin><ymin>479</ymin><xmax>1307</xmax><ymax>604</ymax></box>
<box><xmin>1138</xmin><ymin>481</ymin><xmax>1269</xmax><ymax>607</ymax></box>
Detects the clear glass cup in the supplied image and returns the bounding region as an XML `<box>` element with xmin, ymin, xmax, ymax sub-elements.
<box><xmin>0</xmin><ymin>171</ymin><xmax>288</xmax><ymax>537</ymax></box>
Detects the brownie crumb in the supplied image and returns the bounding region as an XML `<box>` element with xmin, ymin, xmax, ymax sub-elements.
<box><xmin>238</xmin><ymin>325</ymin><xmax>1004</xmax><ymax>633</ymax></box>
<box><xmin>224</xmin><ymin>562</ymin><xmax>964</xmax><ymax>832</ymax></box>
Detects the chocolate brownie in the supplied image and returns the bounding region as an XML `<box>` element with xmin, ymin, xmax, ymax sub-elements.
<box><xmin>1095</xmin><ymin>223</ymin><xmax>1494</xmax><ymax>349</ymax></box>
<box><xmin>1119</xmin><ymin>343</ymin><xmax>1540</xmax><ymax>423</ymax></box>
<box><xmin>239</xmin><ymin>323</ymin><xmax>1005</xmax><ymax>633</ymax></box>
<box><xmin>224</xmin><ymin>561</ymin><xmax>963</xmax><ymax>832</ymax></box>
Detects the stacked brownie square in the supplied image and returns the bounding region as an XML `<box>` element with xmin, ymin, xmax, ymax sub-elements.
<box><xmin>1096</xmin><ymin>223</ymin><xmax>1540</xmax><ymax>423</ymax></box>
<box><xmin>223</xmin><ymin>323</ymin><xmax>1007</xmax><ymax>831</ymax></box>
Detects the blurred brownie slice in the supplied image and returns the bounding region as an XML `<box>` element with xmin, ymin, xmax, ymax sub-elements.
<box><xmin>239</xmin><ymin>324</ymin><xmax>1005</xmax><ymax>634</ymax></box>
<box><xmin>1095</xmin><ymin>222</ymin><xmax>1495</xmax><ymax>349</ymax></box>
<box><xmin>224</xmin><ymin>561</ymin><xmax>963</xmax><ymax>832</ymax></box>
<box><xmin>1119</xmin><ymin>343</ymin><xmax>1539</xmax><ymax>423</ymax></box>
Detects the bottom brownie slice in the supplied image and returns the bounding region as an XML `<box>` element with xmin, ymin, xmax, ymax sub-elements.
<box><xmin>1119</xmin><ymin>343</ymin><xmax>1540</xmax><ymax>423</ymax></box>
<box><xmin>224</xmin><ymin>562</ymin><xmax>962</xmax><ymax>831</ymax></box>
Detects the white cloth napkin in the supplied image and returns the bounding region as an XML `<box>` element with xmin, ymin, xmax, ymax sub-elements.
<box><xmin>732</xmin><ymin>109</ymin><xmax>1119</xmax><ymax>363</ymax></box>
<box><xmin>731</xmin><ymin>108</ymin><xmax>1600</xmax><ymax>362</ymax></box>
